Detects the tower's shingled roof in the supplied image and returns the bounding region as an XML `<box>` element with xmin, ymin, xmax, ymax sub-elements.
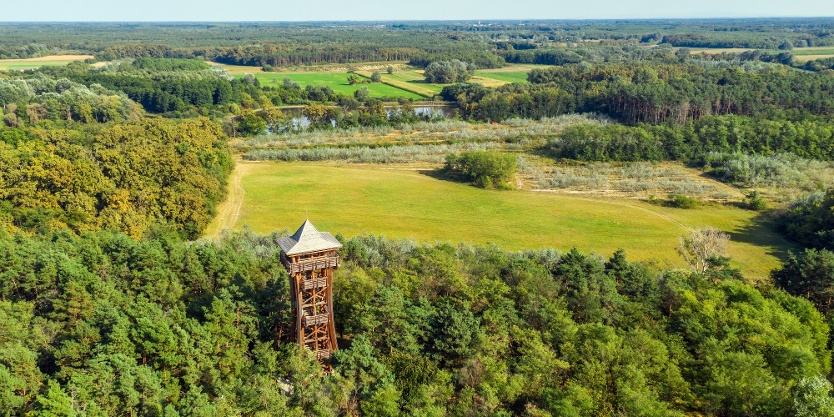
<box><xmin>277</xmin><ymin>220</ymin><xmax>342</xmax><ymax>255</ymax></box>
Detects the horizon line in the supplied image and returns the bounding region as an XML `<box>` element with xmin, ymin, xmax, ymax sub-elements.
<box><xmin>2</xmin><ymin>16</ymin><xmax>834</xmax><ymax>24</ymax></box>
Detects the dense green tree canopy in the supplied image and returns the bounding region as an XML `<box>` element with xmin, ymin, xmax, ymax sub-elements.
<box><xmin>424</xmin><ymin>60</ymin><xmax>474</xmax><ymax>84</ymax></box>
<box><xmin>0</xmin><ymin>230</ymin><xmax>828</xmax><ymax>416</ymax></box>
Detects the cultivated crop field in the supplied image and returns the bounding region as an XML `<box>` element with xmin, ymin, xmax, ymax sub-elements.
<box><xmin>207</xmin><ymin>160</ymin><xmax>795</xmax><ymax>281</ymax></box>
<box><xmin>0</xmin><ymin>54</ymin><xmax>94</xmax><ymax>70</ymax></box>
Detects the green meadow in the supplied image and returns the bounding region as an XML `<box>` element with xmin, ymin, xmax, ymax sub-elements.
<box><xmin>251</xmin><ymin>72</ymin><xmax>425</xmax><ymax>100</ymax></box>
<box><xmin>354</xmin><ymin>71</ymin><xmax>442</xmax><ymax>97</ymax></box>
<box><xmin>791</xmin><ymin>48</ymin><xmax>834</xmax><ymax>55</ymax></box>
<box><xmin>222</xmin><ymin>64</ymin><xmax>538</xmax><ymax>99</ymax></box>
<box><xmin>214</xmin><ymin>161</ymin><xmax>795</xmax><ymax>282</ymax></box>
<box><xmin>474</xmin><ymin>70</ymin><xmax>530</xmax><ymax>84</ymax></box>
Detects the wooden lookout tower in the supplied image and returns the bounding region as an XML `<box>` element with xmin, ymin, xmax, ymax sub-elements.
<box><xmin>277</xmin><ymin>220</ymin><xmax>342</xmax><ymax>369</ymax></box>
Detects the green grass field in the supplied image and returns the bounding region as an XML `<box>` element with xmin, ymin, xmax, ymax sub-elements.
<box><xmin>791</xmin><ymin>48</ymin><xmax>834</xmax><ymax>56</ymax></box>
<box><xmin>474</xmin><ymin>70</ymin><xmax>530</xmax><ymax>84</ymax></box>
<box><xmin>251</xmin><ymin>72</ymin><xmax>424</xmax><ymax>100</ymax></box>
<box><xmin>211</xmin><ymin>161</ymin><xmax>796</xmax><ymax>281</ymax></box>
<box><xmin>380</xmin><ymin>72</ymin><xmax>446</xmax><ymax>95</ymax></box>
<box><xmin>219</xmin><ymin>63</ymin><xmax>534</xmax><ymax>99</ymax></box>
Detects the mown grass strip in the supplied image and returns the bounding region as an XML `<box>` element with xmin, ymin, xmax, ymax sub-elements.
<box><xmin>354</xmin><ymin>70</ymin><xmax>438</xmax><ymax>98</ymax></box>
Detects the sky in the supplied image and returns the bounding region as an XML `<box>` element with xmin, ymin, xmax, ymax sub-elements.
<box><xmin>1</xmin><ymin>0</ymin><xmax>834</xmax><ymax>21</ymax></box>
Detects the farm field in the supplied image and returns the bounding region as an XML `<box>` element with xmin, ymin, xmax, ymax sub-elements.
<box><xmin>789</xmin><ymin>47</ymin><xmax>834</xmax><ymax>62</ymax></box>
<box><xmin>207</xmin><ymin>61</ymin><xmax>264</xmax><ymax>75</ymax></box>
<box><xmin>473</xmin><ymin>70</ymin><xmax>529</xmax><ymax>84</ymax></box>
<box><xmin>0</xmin><ymin>54</ymin><xmax>94</xmax><ymax>70</ymax></box>
<box><xmin>792</xmin><ymin>47</ymin><xmax>834</xmax><ymax>55</ymax></box>
<box><xmin>252</xmin><ymin>72</ymin><xmax>425</xmax><ymax>100</ymax></box>
<box><xmin>206</xmin><ymin>160</ymin><xmax>795</xmax><ymax>281</ymax></box>
<box><xmin>687</xmin><ymin>47</ymin><xmax>757</xmax><ymax>54</ymax></box>
<box><xmin>794</xmin><ymin>54</ymin><xmax>834</xmax><ymax>63</ymax></box>
<box><xmin>210</xmin><ymin>61</ymin><xmax>409</xmax><ymax>75</ymax></box>
<box><xmin>359</xmin><ymin>70</ymin><xmax>445</xmax><ymax>96</ymax></box>
<box><xmin>384</xmin><ymin>66</ymin><xmax>538</xmax><ymax>89</ymax></box>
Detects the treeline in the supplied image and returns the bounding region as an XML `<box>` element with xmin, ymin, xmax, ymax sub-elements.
<box><xmin>0</xmin><ymin>118</ymin><xmax>232</xmax><ymax>239</ymax></box>
<box><xmin>500</xmin><ymin>44</ymin><xmax>677</xmax><ymax>65</ymax></box>
<box><xmin>0</xmin><ymin>75</ymin><xmax>138</xmax><ymax>125</ymax></box>
<box><xmin>686</xmin><ymin>48</ymin><xmax>797</xmax><ymax>66</ymax></box>
<box><xmin>126</xmin><ymin>57</ymin><xmax>211</xmax><ymax>72</ymax></box>
<box><xmin>549</xmin><ymin>115</ymin><xmax>834</xmax><ymax>163</ymax></box>
<box><xmin>36</xmin><ymin>61</ymin><xmax>264</xmax><ymax>114</ymax></box>
<box><xmin>90</xmin><ymin>33</ymin><xmax>478</xmax><ymax>68</ymax></box>
<box><xmin>440</xmin><ymin>62</ymin><xmax>834</xmax><ymax>124</ymax></box>
<box><xmin>0</xmin><ymin>229</ymin><xmax>830</xmax><ymax>416</ymax></box>
<box><xmin>660</xmin><ymin>33</ymin><xmax>805</xmax><ymax>49</ymax></box>
<box><xmin>212</xmin><ymin>44</ymin><xmax>422</xmax><ymax>68</ymax></box>
<box><xmin>803</xmin><ymin>57</ymin><xmax>834</xmax><ymax>71</ymax></box>
<box><xmin>408</xmin><ymin>50</ymin><xmax>505</xmax><ymax>69</ymax></box>
<box><xmin>0</xmin><ymin>43</ymin><xmax>56</xmax><ymax>60</ymax></box>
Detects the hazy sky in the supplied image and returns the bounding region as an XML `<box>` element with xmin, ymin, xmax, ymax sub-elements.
<box><xmin>2</xmin><ymin>0</ymin><xmax>834</xmax><ymax>21</ymax></box>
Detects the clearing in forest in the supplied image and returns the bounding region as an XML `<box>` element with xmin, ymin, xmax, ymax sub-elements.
<box><xmin>207</xmin><ymin>160</ymin><xmax>795</xmax><ymax>282</ymax></box>
<box><xmin>254</xmin><ymin>72</ymin><xmax>425</xmax><ymax>100</ymax></box>
<box><xmin>211</xmin><ymin>62</ymin><xmax>538</xmax><ymax>99</ymax></box>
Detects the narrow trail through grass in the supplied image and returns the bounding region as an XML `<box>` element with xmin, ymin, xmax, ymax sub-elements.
<box><xmin>204</xmin><ymin>157</ymin><xmax>250</xmax><ymax>238</ymax></box>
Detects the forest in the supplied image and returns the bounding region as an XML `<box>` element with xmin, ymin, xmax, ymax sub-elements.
<box><xmin>2</xmin><ymin>18</ymin><xmax>834</xmax><ymax>416</ymax></box>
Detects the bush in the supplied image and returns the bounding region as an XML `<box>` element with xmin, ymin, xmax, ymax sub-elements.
<box><xmin>777</xmin><ymin>190</ymin><xmax>834</xmax><ymax>250</ymax></box>
<box><xmin>445</xmin><ymin>151</ymin><xmax>517</xmax><ymax>189</ymax></box>
<box><xmin>237</xmin><ymin>111</ymin><xmax>267</xmax><ymax>136</ymax></box>
<box><xmin>745</xmin><ymin>191</ymin><xmax>767</xmax><ymax>211</ymax></box>
<box><xmin>665</xmin><ymin>194</ymin><xmax>700</xmax><ymax>209</ymax></box>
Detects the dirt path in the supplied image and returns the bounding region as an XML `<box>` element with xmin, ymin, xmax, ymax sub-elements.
<box><xmin>204</xmin><ymin>157</ymin><xmax>252</xmax><ymax>238</ymax></box>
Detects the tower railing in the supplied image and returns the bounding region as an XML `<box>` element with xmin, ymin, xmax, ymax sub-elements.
<box><xmin>281</xmin><ymin>253</ymin><xmax>340</xmax><ymax>274</ymax></box>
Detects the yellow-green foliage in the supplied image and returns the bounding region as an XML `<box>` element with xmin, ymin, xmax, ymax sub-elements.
<box><xmin>0</xmin><ymin>118</ymin><xmax>232</xmax><ymax>239</ymax></box>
